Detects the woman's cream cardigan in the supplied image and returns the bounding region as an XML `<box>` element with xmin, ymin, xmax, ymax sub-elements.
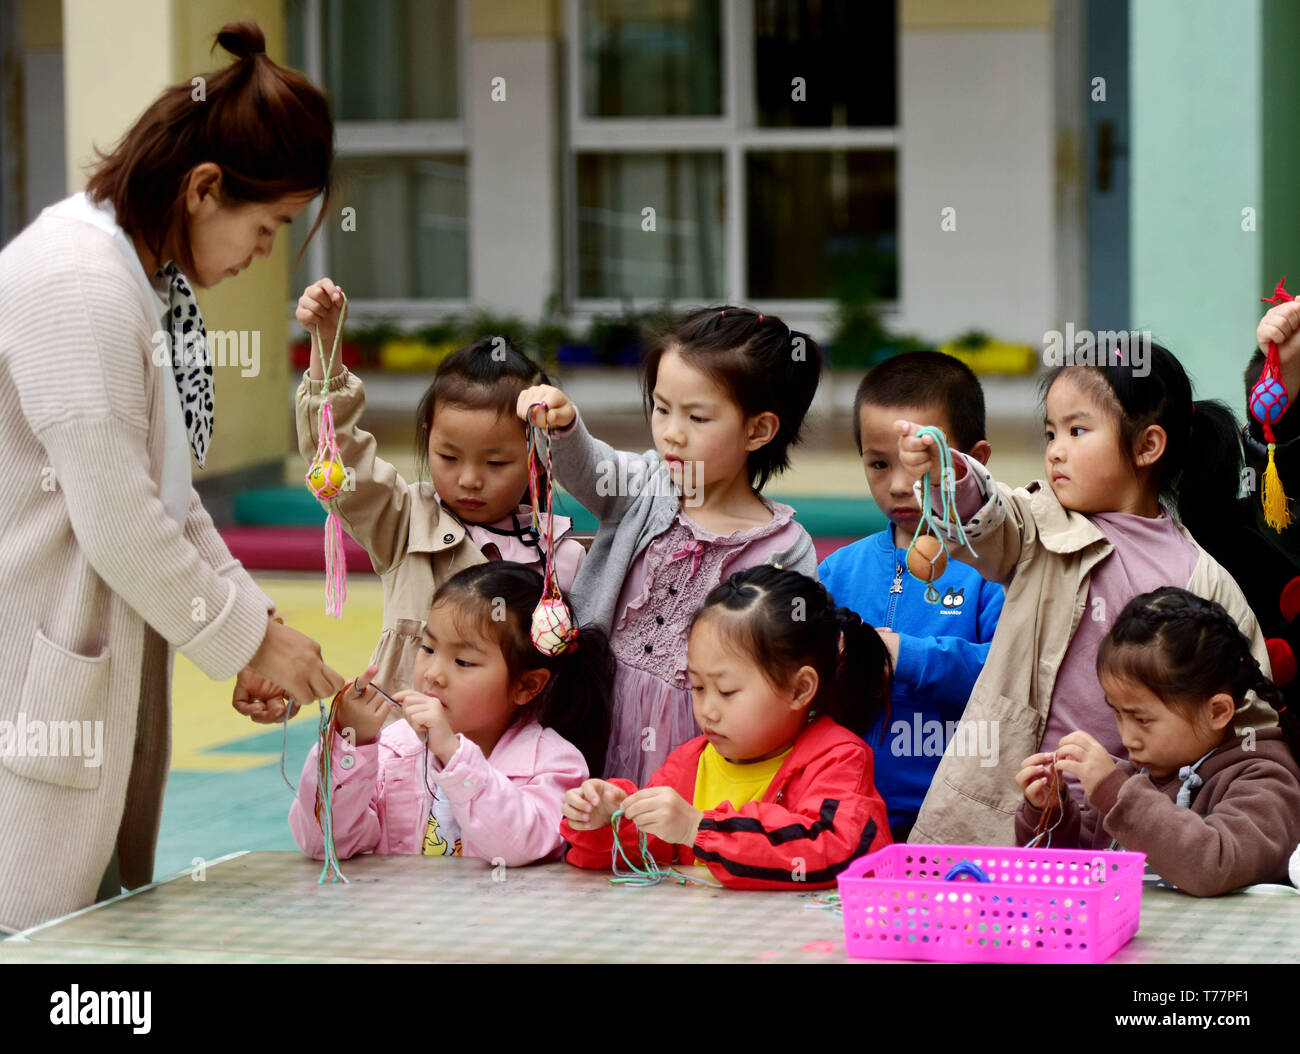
<box><xmin>0</xmin><ymin>195</ymin><xmax>275</xmax><ymax>932</ymax></box>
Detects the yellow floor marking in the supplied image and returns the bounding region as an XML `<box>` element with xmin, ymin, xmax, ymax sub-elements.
<box><xmin>171</xmin><ymin>575</ymin><xmax>387</xmax><ymax>771</ymax></box>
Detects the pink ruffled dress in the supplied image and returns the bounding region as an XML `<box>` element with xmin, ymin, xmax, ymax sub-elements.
<box><xmin>604</xmin><ymin>499</ymin><xmax>802</xmax><ymax>783</ymax></box>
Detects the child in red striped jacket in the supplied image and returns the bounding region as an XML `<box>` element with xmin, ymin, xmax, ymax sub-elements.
<box><xmin>561</xmin><ymin>566</ymin><xmax>893</xmax><ymax>889</ymax></box>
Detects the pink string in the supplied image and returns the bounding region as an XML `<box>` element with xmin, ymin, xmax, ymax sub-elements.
<box><xmin>324</xmin><ymin>509</ymin><xmax>346</xmax><ymax>616</ymax></box>
<box><xmin>526</xmin><ymin>403</ymin><xmax>578</xmax><ymax>652</ymax></box>
<box><xmin>308</xmin><ymin>394</ymin><xmax>348</xmax><ymax>618</ymax></box>
<box><xmin>526</xmin><ymin>404</ymin><xmax>563</xmax><ymax>602</ymax></box>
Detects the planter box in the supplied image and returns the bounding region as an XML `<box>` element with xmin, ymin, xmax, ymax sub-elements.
<box><xmin>379</xmin><ymin>339</ymin><xmax>459</xmax><ymax>372</ymax></box>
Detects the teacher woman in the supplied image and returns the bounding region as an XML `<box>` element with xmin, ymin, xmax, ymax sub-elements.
<box><xmin>0</xmin><ymin>22</ymin><xmax>344</xmax><ymax>932</ymax></box>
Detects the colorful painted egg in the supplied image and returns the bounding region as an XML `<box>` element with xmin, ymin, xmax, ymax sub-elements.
<box><xmin>307</xmin><ymin>459</ymin><xmax>346</xmax><ymax>500</ymax></box>
<box><xmin>531</xmin><ymin>597</ymin><xmax>577</xmax><ymax>655</ymax></box>
<box><xmin>907</xmin><ymin>532</ymin><xmax>947</xmax><ymax>582</ymax></box>
<box><xmin>1249</xmin><ymin>376</ymin><xmax>1288</xmax><ymax>424</ymax></box>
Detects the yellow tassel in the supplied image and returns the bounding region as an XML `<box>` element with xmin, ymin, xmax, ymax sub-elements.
<box><xmin>1262</xmin><ymin>444</ymin><xmax>1293</xmax><ymax>531</ymax></box>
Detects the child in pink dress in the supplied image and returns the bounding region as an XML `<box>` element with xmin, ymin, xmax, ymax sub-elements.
<box><xmin>518</xmin><ymin>308</ymin><xmax>824</xmax><ymax>783</ymax></box>
<box><xmin>289</xmin><ymin>563</ymin><xmax>613</xmax><ymax>865</ymax></box>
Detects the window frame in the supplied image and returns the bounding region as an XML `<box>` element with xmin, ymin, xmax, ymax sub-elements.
<box><xmin>296</xmin><ymin>0</ymin><xmax>472</xmax><ymax>321</ymax></box>
<box><xmin>563</xmin><ymin>0</ymin><xmax>901</xmax><ymax>322</ymax></box>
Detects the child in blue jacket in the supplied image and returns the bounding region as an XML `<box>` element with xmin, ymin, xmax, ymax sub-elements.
<box><xmin>819</xmin><ymin>352</ymin><xmax>1004</xmax><ymax>841</ymax></box>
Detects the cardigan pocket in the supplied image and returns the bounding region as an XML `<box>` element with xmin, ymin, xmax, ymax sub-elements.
<box><xmin>2</xmin><ymin>630</ymin><xmax>109</xmax><ymax>790</ymax></box>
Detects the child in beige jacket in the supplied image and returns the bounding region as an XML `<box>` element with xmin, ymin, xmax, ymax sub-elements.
<box><xmin>294</xmin><ymin>279</ymin><xmax>585</xmax><ymax>703</ymax></box>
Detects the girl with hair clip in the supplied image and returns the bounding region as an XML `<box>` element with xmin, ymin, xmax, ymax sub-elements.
<box><xmin>1015</xmin><ymin>588</ymin><xmax>1300</xmax><ymax>897</ymax></box>
<box><xmin>518</xmin><ymin>307</ymin><xmax>823</xmax><ymax>784</ymax></box>
<box><xmin>290</xmin><ymin>563</ymin><xmax>613</xmax><ymax>866</ymax></box>
<box><xmin>899</xmin><ymin>342</ymin><xmax>1279</xmax><ymax>847</ymax></box>
<box><xmin>293</xmin><ymin>279</ymin><xmax>586</xmax><ymax>701</ymax></box>
<box><xmin>0</xmin><ymin>20</ymin><xmax>341</xmax><ymax>932</ymax></box>
<box><xmin>561</xmin><ymin>566</ymin><xmax>893</xmax><ymax>890</ymax></box>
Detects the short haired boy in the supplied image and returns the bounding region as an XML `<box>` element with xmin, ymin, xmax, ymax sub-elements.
<box><xmin>819</xmin><ymin>352</ymin><xmax>1005</xmax><ymax>842</ymax></box>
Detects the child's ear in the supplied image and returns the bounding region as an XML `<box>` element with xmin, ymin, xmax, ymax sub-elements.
<box><xmin>789</xmin><ymin>665</ymin><xmax>819</xmax><ymax>712</ymax></box>
<box><xmin>1206</xmin><ymin>691</ymin><xmax>1235</xmax><ymax>732</ymax></box>
<box><xmin>967</xmin><ymin>439</ymin><xmax>992</xmax><ymax>466</ymax></box>
<box><xmin>1133</xmin><ymin>424</ymin><xmax>1168</xmax><ymax>469</ymax></box>
<box><xmin>512</xmin><ymin>668</ymin><xmax>551</xmax><ymax>707</ymax></box>
<box><xmin>745</xmin><ymin>410</ymin><xmax>781</xmax><ymax>451</ymax></box>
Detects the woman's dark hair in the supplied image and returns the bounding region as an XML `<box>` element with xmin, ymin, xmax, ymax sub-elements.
<box><xmin>1039</xmin><ymin>342</ymin><xmax>1242</xmax><ymax>545</ymax></box>
<box><xmin>85</xmin><ymin>21</ymin><xmax>334</xmax><ymax>278</ymax></box>
<box><xmin>415</xmin><ymin>337</ymin><xmax>550</xmax><ymax>483</ymax></box>
<box><xmin>643</xmin><ymin>307</ymin><xmax>824</xmax><ymax>490</ymax></box>
<box><xmin>1097</xmin><ymin>587</ymin><xmax>1295</xmax><ymax>754</ymax></box>
<box><xmin>688</xmin><ymin>565</ymin><xmax>891</xmax><ymax>738</ymax></box>
<box><xmin>430</xmin><ymin>562</ymin><xmax>612</xmax><ymax>775</ymax></box>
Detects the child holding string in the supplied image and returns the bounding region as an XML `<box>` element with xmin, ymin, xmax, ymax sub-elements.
<box><xmin>561</xmin><ymin>567</ymin><xmax>892</xmax><ymax>889</ymax></box>
<box><xmin>1016</xmin><ymin>588</ymin><xmax>1300</xmax><ymax>896</ymax></box>
<box><xmin>289</xmin><ymin>278</ymin><xmax>585</xmax><ymax>715</ymax></box>
<box><xmin>290</xmin><ymin>563</ymin><xmax>612</xmax><ymax>865</ymax></box>
<box><xmin>517</xmin><ymin>308</ymin><xmax>823</xmax><ymax>783</ymax></box>
<box><xmin>898</xmin><ymin>343</ymin><xmax>1278</xmax><ymax>846</ymax></box>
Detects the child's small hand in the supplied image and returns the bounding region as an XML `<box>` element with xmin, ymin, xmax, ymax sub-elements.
<box><xmin>896</xmin><ymin>420</ymin><xmax>965</xmax><ymax>482</ymax></box>
<box><xmin>1016</xmin><ymin>751</ymin><xmax>1066</xmax><ymax>811</ymax></box>
<box><xmin>393</xmin><ymin>689</ymin><xmax>460</xmax><ymax>765</ymax></box>
<box><xmin>334</xmin><ymin>665</ymin><xmax>389</xmax><ymax>746</ymax></box>
<box><xmin>516</xmin><ymin>384</ymin><xmax>575</xmax><ymax>430</ymax></box>
<box><xmin>876</xmin><ymin>628</ymin><xmax>900</xmax><ymax>666</ymax></box>
<box><xmin>1257</xmin><ymin>299</ymin><xmax>1300</xmax><ymax>395</ymax></box>
<box><xmin>563</xmin><ymin>779</ymin><xmax>627</xmax><ymax>831</ymax></box>
<box><xmin>621</xmin><ymin>787</ymin><xmax>703</xmax><ymax>846</ymax></box>
<box><xmin>296</xmin><ymin>277</ymin><xmax>346</xmax><ymax>381</ymax></box>
<box><xmin>1054</xmin><ymin>731</ymin><xmax>1117</xmax><ymax>798</ymax></box>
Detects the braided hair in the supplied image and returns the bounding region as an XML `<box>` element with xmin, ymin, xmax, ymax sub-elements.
<box><xmin>1097</xmin><ymin>587</ymin><xmax>1296</xmax><ymax>754</ymax></box>
<box><xmin>687</xmin><ymin>565</ymin><xmax>891</xmax><ymax>737</ymax></box>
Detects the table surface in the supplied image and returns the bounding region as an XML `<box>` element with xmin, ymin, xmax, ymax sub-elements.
<box><xmin>1</xmin><ymin>852</ymin><xmax>1296</xmax><ymax>964</ymax></box>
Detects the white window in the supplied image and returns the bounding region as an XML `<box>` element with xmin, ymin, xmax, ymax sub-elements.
<box><xmin>287</xmin><ymin>0</ymin><xmax>469</xmax><ymax>317</ymax></box>
<box><xmin>566</xmin><ymin>0</ymin><xmax>899</xmax><ymax>320</ymax></box>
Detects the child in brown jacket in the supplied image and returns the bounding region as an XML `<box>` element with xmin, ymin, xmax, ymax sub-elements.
<box><xmin>1016</xmin><ymin>587</ymin><xmax>1300</xmax><ymax>897</ymax></box>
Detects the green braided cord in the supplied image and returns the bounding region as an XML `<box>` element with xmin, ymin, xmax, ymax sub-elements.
<box><xmin>313</xmin><ymin>288</ymin><xmax>349</xmax><ymax>401</ymax></box>
<box><xmin>904</xmin><ymin>425</ymin><xmax>976</xmax><ymax>600</ymax></box>
<box><xmin>607</xmin><ymin>809</ymin><xmax>723</xmax><ymax>889</ymax></box>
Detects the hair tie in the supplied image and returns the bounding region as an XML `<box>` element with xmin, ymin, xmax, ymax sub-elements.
<box><xmin>1191</xmin><ymin>402</ymin><xmax>1197</xmax><ymax>415</ymax></box>
<box><xmin>720</xmin><ymin>310</ymin><xmax>726</xmax><ymax>318</ymax></box>
<box><xmin>759</xmin><ymin>314</ymin><xmax>764</xmax><ymax>323</ymax></box>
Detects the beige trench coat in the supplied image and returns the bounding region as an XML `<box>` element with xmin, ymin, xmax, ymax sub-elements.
<box><xmin>910</xmin><ymin>462</ymin><xmax>1276</xmax><ymax>847</ymax></box>
<box><xmin>296</xmin><ymin>369</ymin><xmax>486</xmax><ymax>694</ymax></box>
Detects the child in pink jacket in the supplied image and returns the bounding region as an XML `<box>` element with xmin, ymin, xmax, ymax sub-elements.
<box><xmin>290</xmin><ymin>563</ymin><xmax>613</xmax><ymax>865</ymax></box>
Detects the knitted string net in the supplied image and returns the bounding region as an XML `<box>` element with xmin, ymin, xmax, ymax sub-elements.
<box><xmin>525</xmin><ymin>404</ymin><xmax>579</xmax><ymax>655</ymax></box>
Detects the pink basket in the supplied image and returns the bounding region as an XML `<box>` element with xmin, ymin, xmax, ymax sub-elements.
<box><xmin>837</xmin><ymin>844</ymin><xmax>1145</xmax><ymax>964</ymax></box>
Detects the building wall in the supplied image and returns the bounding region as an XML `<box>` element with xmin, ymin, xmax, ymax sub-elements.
<box><xmin>63</xmin><ymin>0</ymin><xmax>293</xmax><ymax>479</ymax></box>
<box><xmin>892</xmin><ymin>0</ymin><xmax>1056</xmax><ymax>348</ymax></box>
<box><xmin>20</xmin><ymin>0</ymin><xmax>65</xmax><ymax>220</ymax></box>
<box><xmin>1130</xmin><ymin>0</ymin><xmax>1262</xmax><ymax>407</ymax></box>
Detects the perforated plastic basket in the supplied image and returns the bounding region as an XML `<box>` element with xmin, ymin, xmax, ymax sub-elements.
<box><xmin>837</xmin><ymin>844</ymin><xmax>1145</xmax><ymax>964</ymax></box>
